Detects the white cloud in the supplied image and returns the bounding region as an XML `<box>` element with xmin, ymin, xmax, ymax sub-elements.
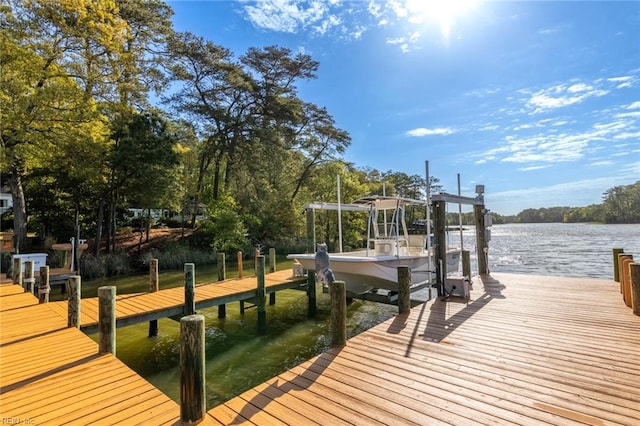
<box><xmin>590</xmin><ymin>160</ymin><xmax>614</xmax><ymax>166</ymax></box>
<box><xmin>626</xmin><ymin>101</ymin><xmax>640</xmax><ymax>110</ymax></box>
<box><xmin>567</xmin><ymin>83</ymin><xmax>592</xmax><ymax>93</ymax></box>
<box><xmin>519</xmin><ymin>165</ymin><xmax>552</xmax><ymax>171</ymax></box>
<box><xmin>242</xmin><ymin>0</ymin><xmax>353</xmax><ymax>36</ymax></box>
<box><xmin>615</xmin><ymin>111</ymin><xmax>640</xmax><ymax>119</ymax></box>
<box><xmin>526</xmin><ymin>84</ymin><xmax>609</xmax><ymax>113</ymax></box>
<box><xmin>406</xmin><ymin>127</ymin><xmax>456</xmax><ymax>137</ymax></box>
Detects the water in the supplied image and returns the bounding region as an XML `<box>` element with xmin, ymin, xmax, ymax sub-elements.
<box><xmin>482</xmin><ymin>223</ymin><xmax>640</xmax><ymax>278</ymax></box>
<box><xmin>94</xmin><ymin>223</ymin><xmax>639</xmax><ymax>408</ymax></box>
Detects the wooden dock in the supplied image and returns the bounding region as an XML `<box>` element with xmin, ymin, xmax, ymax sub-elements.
<box><xmin>208</xmin><ymin>273</ymin><xmax>640</xmax><ymax>425</ymax></box>
<box><xmin>0</xmin><ymin>281</ymin><xmax>194</xmax><ymax>425</ymax></box>
<box><xmin>2</xmin><ymin>271</ymin><xmax>639</xmax><ymax>424</ymax></box>
<box><xmin>43</xmin><ymin>269</ymin><xmax>307</xmax><ymax>334</ymax></box>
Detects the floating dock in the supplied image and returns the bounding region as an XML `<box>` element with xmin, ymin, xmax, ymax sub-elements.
<box><xmin>1</xmin><ymin>272</ymin><xmax>639</xmax><ymax>424</ymax></box>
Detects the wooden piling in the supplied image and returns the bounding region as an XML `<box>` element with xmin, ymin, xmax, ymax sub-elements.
<box><xmin>217</xmin><ymin>253</ymin><xmax>226</xmax><ymax>280</ymax></box>
<box><xmin>462</xmin><ymin>250</ymin><xmax>471</xmax><ymax>279</ymax></box>
<box><xmin>474</xmin><ymin>204</ymin><xmax>489</xmax><ymax>275</ymax></box>
<box><xmin>218</xmin><ymin>253</ymin><xmax>226</xmax><ymax>319</ymax></box>
<box><xmin>307</xmin><ymin>270</ymin><xmax>316</xmax><ymax>318</ymax></box>
<box><xmin>268</xmin><ymin>248</ymin><xmax>277</xmax><ymax>304</ymax></box>
<box><xmin>12</xmin><ymin>256</ymin><xmax>22</xmax><ymax>287</ymax></box>
<box><xmin>180</xmin><ymin>314</ymin><xmax>206</xmax><ymax>425</ymax></box>
<box><xmin>618</xmin><ymin>253</ymin><xmax>632</xmax><ymax>294</ymax></box>
<box><xmin>613</xmin><ymin>248</ymin><xmax>624</xmax><ymax>282</ymax></box>
<box><xmin>433</xmin><ymin>200</ymin><xmax>447</xmax><ymax>294</ymax></box>
<box><xmin>38</xmin><ymin>266</ymin><xmax>50</xmax><ymax>304</ymax></box>
<box><xmin>23</xmin><ymin>260</ymin><xmax>35</xmax><ymax>294</ymax></box>
<box><xmin>67</xmin><ymin>276</ymin><xmax>81</xmax><ymax>329</ymax></box>
<box><xmin>330</xmin><ymin>280</ymin><xmax>347</xmax><ymax>347</ymax></box>
<box><xmin>149</xmin><ymin>259</ymin><xmax>159</xmax><ymax>337</ymax></box>
<box><xmin>254</xmin><ymin>248</ymin><xmax>260</xmax><ymax>273</ymax></box>
<box><xmin>237</xmin><ymin>251</ymin><xmax>243</xmax><ymax>279</ymax></box>
<box><xmin>256</xmin><ymin>255</ymin><xmax>266</xmax><ymax>333</ymax></box>
<box><xmin>630</xmin><ymin>263</ymin><xmax>640</xmax><ymax>316</ymax></box>
<box><xmin>306</xmin><ymin>208</ymin><xmax>316</xmax><ymax>254</ymax></box>
<box><xmin>621</xmin><ymin>256</ymin><xmax>634</xmax><ymax>308</ymax></box>
<box><xmin>269</xmin><ymin>248</ymin><xmax>276</xmax><ymax>273</ymax></box>
<box><xmin>184</xmin><ymin>263</ymin><xmax>196</xmax><ymax>316</ymax></box>
<box><xmin>397</xmin><ymin>266</ymin><xmax>411</xmax><ymax>314</ymax></box>
<box><xmin>98</xmin><ymin>286</ymin><xmax>116</xmax><ymax>355</ymax></box>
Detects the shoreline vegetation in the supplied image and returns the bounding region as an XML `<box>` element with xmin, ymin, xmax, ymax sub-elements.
<box><xmin>454</xmin><ymin>181</ymin><xmax>640</xmax><ymax>226</ymax></box>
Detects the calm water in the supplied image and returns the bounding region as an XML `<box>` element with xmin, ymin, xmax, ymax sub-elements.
<box><xmin>102</xmin><ymin>223</ymin><xmax>639</xmax><ymax>408</ymax></box>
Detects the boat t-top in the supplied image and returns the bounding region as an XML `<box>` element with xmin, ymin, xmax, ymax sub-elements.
<box><xmin>287</xmin><ymin>195</ymin><xmax>461</xmax><ymax>296</ymax></box>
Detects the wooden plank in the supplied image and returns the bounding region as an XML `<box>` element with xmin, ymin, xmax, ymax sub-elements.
<box><xmin>207</xmin><ymin>272</ymin><xmax>640</xmax><ymax>425</ymax></box>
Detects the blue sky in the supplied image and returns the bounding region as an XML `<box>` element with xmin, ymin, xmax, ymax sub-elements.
<box><xmin>168</xmin><ymin>0</ymin><xmax>639</xmax><ymax>215</ymax></box>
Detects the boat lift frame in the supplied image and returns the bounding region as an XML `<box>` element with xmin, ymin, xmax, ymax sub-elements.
<box><xmin>431</xmin><ymin>186</ymin><xmax>491</xmax><ymax>297</ymax></box>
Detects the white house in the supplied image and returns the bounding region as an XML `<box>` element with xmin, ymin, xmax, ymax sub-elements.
<box><xmin>0</xmin><ymin>190</ymin><xmax>12</xmax><ymax>216</ymax></box>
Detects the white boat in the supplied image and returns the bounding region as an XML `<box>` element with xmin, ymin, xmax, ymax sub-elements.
<box><xmin>287</xmin><ymin>196</ymin><xmax>461</xmax><ymax>295</ymax></box>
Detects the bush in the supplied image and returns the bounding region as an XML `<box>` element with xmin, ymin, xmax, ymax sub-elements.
<box><xmin>139</xmin><ymin>242</ymin><xmax>216</xmax><ymax>271</ymax></box>
<box><xmin>79</xmin><ymin>251</ymin><xmax>132</xmax><ymax>280</ymax></box>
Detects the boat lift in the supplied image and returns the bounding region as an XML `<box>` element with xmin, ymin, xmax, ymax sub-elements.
<box><xmin>431</xmin><ymin>184</ymin><xmax>491</xmax><ymax>299</ymax></box>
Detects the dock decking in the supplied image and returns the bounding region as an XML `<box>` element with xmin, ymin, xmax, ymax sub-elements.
<box><xmin>2</xmin><ymin>272</ymin><xmax>639</xmax><ymax>425</ymax></box>
<box><xmin>0</xmin><ymin>282</ymin><xmax>193</xmax><ymax>425</ymax></box>
<box><xmin>208</xmin><ymin>273</ymin><xmax>640</xmax><ymax>425</ymax></box>
<box><xmin>45</xmin><ymin>269</ymin><xmax>307</xmax><ymax>334</ymax></box>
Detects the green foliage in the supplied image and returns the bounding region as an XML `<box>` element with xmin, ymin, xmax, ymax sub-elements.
<box><xmin>80</xmin><ymin>252</ymin><xmax>132</xmax><ymax>280</ymax></box>
<box><xmin>140</xmin><ymin>244</ymin><xmax>217</xmax><ymax>271</ymax></box>
<box><xmin>192</xmin><ymin>195</ymin><xmax>248</xmax><ymax>252</ymax></box>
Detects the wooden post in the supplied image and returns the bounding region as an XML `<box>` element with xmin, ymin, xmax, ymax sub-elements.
<box><xmin>474</xmin><ymin>204</ymin><xmax>489</xmax><ymax>275</ymax></box>
<box><xmin>23</xmin><ymin>260</ymin><xmax>35</xmax><ymax>294</ymax></box>
<box><xmin>67</xmin><ymin>276</ymin><xmax>81</xmax><ymax>329</ymax></box>
<box><xmin>217</xmin><ymin>253</ymin><xmax>226</xmax><ymax>281</ymax></box>
<box><xmin>184</xmin><ymin>263</ymin><xmax>195</xmax><ymax>316</ymax></box>
<box><xmin>269</xmin><ymin>248</ymin><xmax>276</xmax><ymax>273</ymax></box>
<box><xmin>217</xmin><ymin>253</ymin><xmax>226</xmax><ymax>319</ymax></box>
<box><xmin>38</xmin><ymin>266</ymin><xmax>50</xmax><ymax>304</ymax></box>
<box><xmin>330</xmin><ymin>280</ymin><xmax>347</xmax><ymax>347</ymax></box>
<box><xmin>12</xmin><ymin>256</ymin><xmax>22</xmax><ymax>287</ymax></box>
<box><xmin>149</xmin><ymin>259</ymin><xmax>159</xmax><ymax>337</ymax></box>
<box><xmin>462</xmin><ymin>250</ymin><xmax>471</xmax><ymax>279</ymax></box>
<box><xmin>307</xmin><ymin>270</ymin><xmax>316</xmax><ymax>318</ymax></box>
<box><xmin>621</xmin><ymin>256</ymin><xmax>634</xmax><ymax>307</ymax></box>
<box><xmin>397</xmin><ymin>266</ymin><xmax>411</xmax><ymax>314</ymax></box>
<box><xmin>256</xmin><ymin>255</ymin><xmax>266</xmax><ymax>333</ymax></box>
<box><xmin>180</xmin><ymin>314</ymin><xmax>206</xmax><ymax>424</ymax></box>
<box><xmin>267</xmin><ymin>248</ymin><xmax>276</xmax><ymax>304</ymax></box>
<box><xmin>237</xmin><ymin>251</ymin><xmax>243</xmax><ymax>279</ymax></box>
<box><xmin>618</xmin><ymin>253</ymin><xmax>632</xmax><ymax>294</ymax></box>
<box><xmin>613</xmin><ymin>248</ymin><xmax>624</xmax><ymax>282</ymax></box>
<box><xmin>306</xmin><ymin>208</ymin><xmax>316</xmax><ymax>254</ymax></box>
<box><xmin>630</xmin><ymin>263</ymin><xmax>640</xmax><ymax>316</ymax></box>
<box><xmin>254</xmin><ymin>248</ymin><xmax>260</xmax><ymax>273</ymax></box>
<box><xmin>98</xmin><ymin>286</ymin><xmax>116</xmax><ymax>355</ymax></box>
<box><xmin>433</xmin><ymin>200</ymin><xmax>447</xmax><ymax>295</ymax></box>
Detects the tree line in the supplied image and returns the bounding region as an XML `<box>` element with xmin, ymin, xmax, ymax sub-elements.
<box><xmin>450</xmin><ymin>181</ymin><xmax>640</xmax><ymax>225</ymax></box>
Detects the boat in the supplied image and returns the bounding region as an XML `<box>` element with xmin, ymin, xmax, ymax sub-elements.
<box><xmin>287</xmin><ymin>196</ymin><xmax>461</xmax><ymax>295</ymax></box>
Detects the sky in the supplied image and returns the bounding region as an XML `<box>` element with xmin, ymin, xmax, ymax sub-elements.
<box><xmin>167</xmin><ymin>0</ymin><xmax>639</xmax><ymax>215</ymax></box>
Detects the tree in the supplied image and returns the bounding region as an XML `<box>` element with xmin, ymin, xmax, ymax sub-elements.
<box><xmin>109</xmin><ymin>111</ymin><xmax>179</xmax><ymax>244</ymax></box>
<box><xmin>1</xmin><ymin>0</ymin><xmax>130</xmax><ymax>250</ymax></box>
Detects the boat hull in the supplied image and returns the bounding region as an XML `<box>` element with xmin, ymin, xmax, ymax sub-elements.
<box><xmin>287</xmin><ymin>250</ymin><xmax>461</xmax><ymax>295</ymax></box>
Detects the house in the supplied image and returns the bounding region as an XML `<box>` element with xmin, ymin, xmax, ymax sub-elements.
<box><xmin>0</xmin><ymin>188</ymin><xmax>12</xmax><ymax>216</ymax></box>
